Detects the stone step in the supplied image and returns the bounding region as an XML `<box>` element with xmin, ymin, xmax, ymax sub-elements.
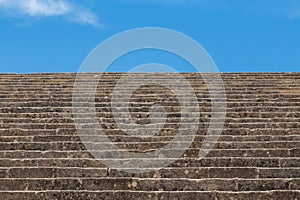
<box><xmin>0</xmin><ymin>90</ymin><xmax>299</xmax><ymax>96</ymax></box>
<box><xmin>1</xmin><ymin>107</ymin><xmax>299</xmax><ymax>114</ymax></box>
<box><xmin>1</xmin><ymin>118</ymin><xmax>300</xmax><ymax>124</ymax></box>
<box><xmin>1</xmin><ymin>79</ymin><xmax>298</xmax><ymax>83</ymax></box>
<box><xmin>0</xmin><ymin>75</ymin><xmax>299</xmax><ymax>80</ymax></box>
<box><xmin>1</xmin><ymin>98</ymin><xmax>300</xmax><ymax>103</ymax></box>
<box><xmin>0</xmin><ymin>177</ymin><xmax>299</xmax><ymax>191</ymax></box>
<box><xmin>0</xmin><ymin>148</ymin><xmax>298</xmax><ymax>158</ymax></box>
<box><xmin>0</xmin><ymin>167</ymin><xmax>299</xmax><ymax>179</ymax></box>
<box><xmin>1</xmin><ymin>135</ymin><xmax>299</xmax><ymax>142</ymax></box>
<box><xmin>0</xmin><ymin>158</ymin><xmax>298</xmax><ymax>168</ymax></box>
<box><xmin>1</xmin><ymin>101</ymin><xmax>300</xmax><ymax>107</ymax></box>
<box><xmin>1</xmin><ymin>95</ymin><xmax>299</xmax><ymax>101</ymax></box>
<box><xmin>0</xmin><ymin>190</ymin><xmax>298</xmax><ymax>200</ymax></box>
<box><xmin>1</xmin><ymin>85</ymin><xmax>298</xmax><ymax>91</ymax></box>
<box><xmin>1</xmin><ymin>84</ymin><xmax>299</xmax><ymax>89</ymax></box>
<box><xmin>1</xmin><ymin>111</ymin><xmax>299</xmax><ymax>119</ymax></box>
<box><xmin>0</xmin><ymin>141</ymin><xmax>299</xmax><ymax>151</ymax></box>
<box><xmin>1</xmin><ymin>128</ymin><xmax>299</xmax><ymax>136</ymax></box>
<box><xmin>0</xmin><ymin>82</ymin><xmax>297</xmax><ymax>87</ymax></box>
<box><xmin>0</xmin><ymin>85</ymin><xmax>293</xmax><ymax>90</ymax></box>
<box><xmin>1</xmin><ymin>122</ymin><xmax>299</xmax><ymax>129</ymax></box>
<box><xmin>0</xmin><ymin>72</ymin><xmax>299</xmax><ymax>77</ymax></box>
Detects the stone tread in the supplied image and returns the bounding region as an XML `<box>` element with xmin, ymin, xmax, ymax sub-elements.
<box><xmin>0</xmin><ymin>191</ymin><xmax>299</xmax><ymax>200</ymax></box>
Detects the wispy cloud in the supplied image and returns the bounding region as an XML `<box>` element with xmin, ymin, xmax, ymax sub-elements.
<box><xmin>0</xmin><ymin>0</ymin><xmax>99</xmax><ymax>26</ymax></box>
<box><xmin>288</xmin><ymin>9</ymin><xmax>300</xmax><ymax>20</ymax></box>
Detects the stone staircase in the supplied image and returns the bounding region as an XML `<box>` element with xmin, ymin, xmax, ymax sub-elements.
<box><xmin>0</xmin><ymin>73</ymin><xmax>299</xmax><ymax>200</ymax></box>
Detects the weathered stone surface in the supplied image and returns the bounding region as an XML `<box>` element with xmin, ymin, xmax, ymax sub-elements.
<box><xmin>0</xmin><ymin>73</ymin><xmax>299</xmax><ymax>199</ymax></box>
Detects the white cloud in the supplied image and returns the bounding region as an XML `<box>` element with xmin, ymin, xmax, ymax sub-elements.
<box><xmin>0</xmin><ymin>0</ymin><xmax>99</xmax><ymax>26</ymax></box>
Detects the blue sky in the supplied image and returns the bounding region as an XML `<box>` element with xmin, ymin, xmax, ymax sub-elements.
<box><xmin>0</xmin><ymin>0</ymin><xmax>299</xmax><ymax>73</ymax></box>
